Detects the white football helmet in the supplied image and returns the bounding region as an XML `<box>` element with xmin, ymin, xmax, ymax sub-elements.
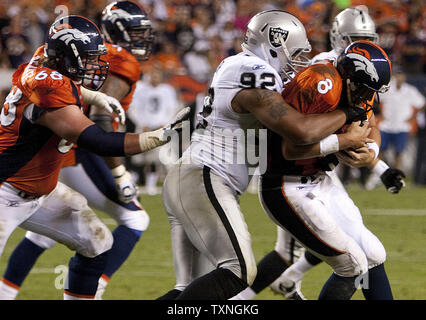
<box><xmin>241</xmin><ymin>10</ymin><xmax>311</xmax><ymax>81</ymax></box>
<box><xmin>330</xmin><ymin>6</ymin><xmax>379</xmax><ymax>54</ymax></box>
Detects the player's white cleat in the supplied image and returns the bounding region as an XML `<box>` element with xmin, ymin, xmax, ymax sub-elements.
<box><xmin>270</xmin><ymin>277</ymin><xmax>307</xmax><ymax>300</ymax></box>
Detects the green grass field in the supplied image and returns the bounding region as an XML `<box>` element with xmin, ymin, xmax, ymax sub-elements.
<box><xmin>1</xmin><ymin>182</ymin><xmax>425</xmax><ymax>300</ymax></box>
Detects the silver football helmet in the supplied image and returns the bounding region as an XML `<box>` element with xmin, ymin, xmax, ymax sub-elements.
<box><xmin>241</xmin><ymin>10</ymin><xmax>311</xmax><ymax>81</ymax></box>
<box><xmin>330</xmin><ymin>5</ymin><xmax>379</xmax><ymax>54</ymax></box>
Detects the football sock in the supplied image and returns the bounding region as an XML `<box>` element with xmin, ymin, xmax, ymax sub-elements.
<box><xmin>0</xmin><ymin>279</ymin><xmax>19</xmax><ymax>300</ymax></box>
<box><xmin>65</xmin><ymin>251</ymin><xmax>110</xmax><ymax>299</ymax></box>
<box><xmin>157</xmin><ymin>289</ymin><xmax>182</xmax><ymax>300</ymax></box>
<box><xmin>2</xmin><ymin>237</ymin><xmax>45</xmax><ymax>288</ymax></box>
<box><xmin>94</xmin><ymin>226</ymin><xmax>141</xmax><ymax>299</ymax></box>
<box><xmin>361</xmin><ymin>264</ymin><xmax>393</xmax><ymax>300</ymax></box>
<box><xmin>318</xmin><ymin>273</ymin><xmax>357</xmax><ymax>300</ymax></box>
<box><xmin>228</xmin><ymin>287</ymin><xmax>257</xmax><ymax>300</ymax></box>
<box><xmin>176</xmin><ymin>268</ymin><xmax>248</xmax><ymax>300</ymax></box>
<box><xmin>102</xmin><ymin>225</ymin><xmax>142</xmax><ymax>279</ymax></box>
<box><xmin>251</xmin><ymin>250</ymin><xmax>289</xmax><ymax>293</ymax></box>
<box><xmin>281</xmin><ymin>251</ymin><xmax>317</xmax><ymax>285</ymax></box>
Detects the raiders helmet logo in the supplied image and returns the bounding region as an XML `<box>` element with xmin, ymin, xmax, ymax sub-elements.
<box><xmin>269</xmin><ymin>27</ymin><xmax>288</xmax><ymax>48</ymax></box>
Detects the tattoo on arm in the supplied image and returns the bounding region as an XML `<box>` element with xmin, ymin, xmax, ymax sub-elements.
<box><xmin>255</xmin><ymin>90</ymin><xmax>288</xmax><ymax>119</ymax></box>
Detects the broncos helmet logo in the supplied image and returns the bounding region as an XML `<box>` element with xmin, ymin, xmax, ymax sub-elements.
<box><xmin>346</xmin><ymin>52</ymin><xmax>379</xmax><ymax>82</ymax></box>
<box><xmin>108</xmin><ymin>8</ymin><xmax>135</xmax><ymax>23</ymax></box>
<box><xmin>51</xmin><ymin>28</ymin><xmax>91</xmax><ymax>45</ymax></box>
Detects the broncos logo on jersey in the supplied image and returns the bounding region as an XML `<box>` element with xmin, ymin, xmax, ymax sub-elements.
<box><xmin>50</xmin><ymin>28</ymin><xmax>91</xmax><ymax>45</ymax></box>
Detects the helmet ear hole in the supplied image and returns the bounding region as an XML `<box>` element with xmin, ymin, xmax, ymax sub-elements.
<box><xmin>270</xmin><ymin>49</ymin><xmax>277</xmax><ymax>58</ymax></box>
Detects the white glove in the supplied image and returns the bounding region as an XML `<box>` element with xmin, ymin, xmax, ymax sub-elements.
<box><xmin>138</xmin><ymin>107</ymin><xmax>192</xmax><ymax>153</ymax></box>
<box><xmin>111</xmin><ymin>165</ymin><xmax>138</xmax><ymax>203</ymax></box>
<box><xmin>162</xmin><ymin>106</ymin><xmax>192</xmax><ymax>140</ymax></box>
<box><xmin>80</xmin><ymin>87</ymin><xmax>126</xmax><ymax>125</ymax></box>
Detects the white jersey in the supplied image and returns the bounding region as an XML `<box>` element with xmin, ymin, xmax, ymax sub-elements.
<box><xmin>312</xmin><ymin>49</ymin><xmax>339</xmax><ymax>64</ymax></box>
<box><xmin>184</xmin><ymin>52</ymin><xmax>283</xmax><ymax>194</ymax></box>
<box><xmin>128</xmin><ymin>81</ymin><xmax>178</xmax><ymax>130</ymax></box>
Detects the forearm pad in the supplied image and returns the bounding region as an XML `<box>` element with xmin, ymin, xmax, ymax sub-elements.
<box><xmin>77</xmin><ymin>124</ymin><xmax>126</xmax><ymax>156</ymax></box>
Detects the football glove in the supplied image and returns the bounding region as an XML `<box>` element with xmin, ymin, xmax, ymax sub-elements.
<box><xmin>338</xmin><ymin>104</ymin><xmax>368</xmax><ymax>124</ymax></box>
<box><xmin>380</xmin><ymin>168</ymin><xmax>406</xmax><ymax>194</ymax></box>
<box><xmin>111</xmin><ymin>165</ymin><xmax>138</xmax><ymax>203</ymax></box>
<box><xmin>80</xmin><ymin>87</ymin><xmax>126</xmax><ymax>125</ymax></box>
<box><xmin>138</xmin><ymin>107</ymin><xmax>192</xmax><ymax>152</ymax></box>
<box><xmin>162</xmin><ymin>106</ymin><xmax>192</xmax><ymax>140</ymax></box>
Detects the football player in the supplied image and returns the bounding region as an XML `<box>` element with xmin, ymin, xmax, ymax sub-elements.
<box><xmin>0</xmin><ymin>15</ymin><xmax>188</xmax><ymax>300</ymax></box>
<box><xmin>158</xmin><ymin>10</ymin><xmax>371</xmax><ymax>300</ymax></box>
<box><xmin>234</xmin><ymin>6</ymin><xmax>405</xmax><ymax>301</ymax></box>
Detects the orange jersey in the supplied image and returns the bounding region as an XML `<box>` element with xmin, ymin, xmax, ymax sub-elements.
<box><xmin>282</xmin><ymin>62</ymin><xmax>342</xmax><ymax>115</ymax></box>
<box><xmin>267</xmin><ymin>62</ymin><xmax>343</xmax><ymax>176</ymax></box>
<box><xmin>104</xmin><ymin>43</ymin><xmax>141</xmax><ymax>112</ymax></box>
<box><xmin>0</xmin><ymin>46</ymin><xmax>83</xmax><ymax>196</ymax></box>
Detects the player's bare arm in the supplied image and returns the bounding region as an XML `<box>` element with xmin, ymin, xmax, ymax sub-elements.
<box><xmin>36</xmin><ymin>104</ymin><xmax>189</xmax><ymax>156</ymax></box>
<box><xmin>281</xmin><ymin>121</ymin><xmax>372</xmax><ymax>160</ymax></box>
<box><xmin>233</xmin><ymin>88</ymin><xmax>347</xmax><ymax>145</ymax></box>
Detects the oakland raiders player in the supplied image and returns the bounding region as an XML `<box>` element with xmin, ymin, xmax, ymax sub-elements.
<box><xmin>158</xmin><ymin>10</ymin><xmax>371</xmax><ymax>300</ymax></box>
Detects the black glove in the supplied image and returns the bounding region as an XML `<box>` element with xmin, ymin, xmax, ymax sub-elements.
<box><xmin>317</xmin><ymin>154</ymin><xmax>339</xmax><ymax>171</ymax></box>
<box><xmin>338</xmin><ymin>104</ymin><xmax>368</xmax><ymax>124</ymax></box>
<box><xmin>380</xmin><ymin>168</ymin><xmax>406</xmax><ymax>194</ymax></box>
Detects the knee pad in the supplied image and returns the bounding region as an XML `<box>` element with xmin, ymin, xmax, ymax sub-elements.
<box><xmin>76</xmin><ymin>209</ymin><xmax>113</xmax><ymax>258</ymax></box>
<box><xmin>325</xmin><ymin>242</ymin><xmax>368</xmax><ymax>277</ymax></box>
<box><xmin>25</xmin><ymin>231</ymin><xmax>57</xmax><ymax>249</ymax></box>
<box><xmin>360</xmin><ymin>231</ymin><xmax>387</xmax><ymax>268</ymax></box>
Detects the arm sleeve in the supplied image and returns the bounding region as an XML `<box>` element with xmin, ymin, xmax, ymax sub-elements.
<box><xmin>77</xmin><ymin>124</ymin><xmax>126</xmax><ymax>156</ymax></box>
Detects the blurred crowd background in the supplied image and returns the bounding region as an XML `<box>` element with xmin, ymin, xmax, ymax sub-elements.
<box><xmin>0</xmin><ymin>0</ymin><xmax>425</xmax><ymax>189</ymax></box>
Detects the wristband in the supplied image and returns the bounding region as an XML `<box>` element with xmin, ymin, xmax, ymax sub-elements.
<box><xmin>372</xmin><ymin>159</ymin><xmax>389</xmax><ymax>176</ymax></box>
<box><xmin>319</xmin><ymin>134</ymin><xmax>339</xmax><ymax>156</ymax></box>
<box><xmin>367</xmin><ymin>142</ymin><xmax>379</xmax><ymax>160</ymax></box>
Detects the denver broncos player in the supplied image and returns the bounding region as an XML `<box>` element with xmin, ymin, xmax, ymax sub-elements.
<box><xmin>0</xmin><ymin>15</ymin><xmax>188</xmax><ymax>300</ymax></box>
<box><xmin>264</xmin><ymin>8</ymin><xmax>404</xmax><ymax>299</ymax></box>
<box><xmin>0</xmin><ymin>2</ymin><xmax>158</xmax><ymax>300</ymax></box>
<box><xmin>256</xmin><ymin>41</ymin><xmax>394</xmax><ymax>300</ymax></box>
<box><xmin>233</xmin><ymin>8</ymin><xmax>404</xmax><ymax>301</ymax></box>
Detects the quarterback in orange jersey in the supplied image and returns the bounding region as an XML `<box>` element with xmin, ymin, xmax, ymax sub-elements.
<box><xmin>0</xmin><ymin>15</ymin><xmax>189</xmax><ymax>300</ymax></box>
<box><xmin>252</xmin><ymin>41</ymin><xmax>395</xmax><ymax>300</ymax></box>
<box><xmin>236</xmin><ymin>8</ymin><xmax>406</xmax><ymax>302</ymax></box>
